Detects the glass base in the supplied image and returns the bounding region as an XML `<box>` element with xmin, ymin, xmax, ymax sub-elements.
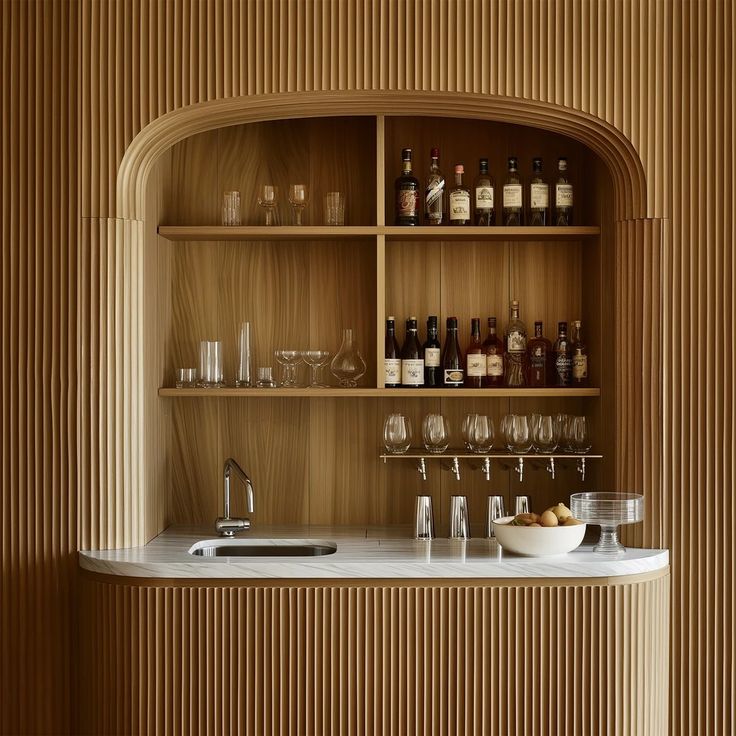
<box><xmin>593</xmin><ymin>525</ymin><xmax>626</xmax><ymax>556</ymax></box>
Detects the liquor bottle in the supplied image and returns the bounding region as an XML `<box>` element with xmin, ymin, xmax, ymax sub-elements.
<box><xmin>482</xmin><ymin>316</ymin><xmax>504</xmax><ymax>387</ymax></box>
<box><xmin>395</xmin><ymin>148</ymin><xmax>420</xmax><ymax>225</ymax></box>
<box><xmin>502</xmin><ymin>157</ymin><xmax>523</xmax><ymax>225</ymax></box>
<box><xmin>448</xmin><ymin>164</ymin><xmax>471</xmax><ymax>225</ymax></box>
<box><xmin>554</xmin><ymin>157</ymin><xmax>573</xmax><ymax>225</ymax></box>
<box><xmin>504</xmin><ymin>300</ymin><xmax>528</xmax><ymax>386</ymax></box>
<box><xmin>527</xmin><ymin>321</ymin><xmax>552</xmax><ymax>387</ymax></box>
<box><xmin>474</xmin><ymin>158</ymin><xmax>495</xmax><ymax>225</ymax></box>
<box><xmin>424</xmin><ymin>148</ymin><xmax>445</xmax><ymax>225</ymax></box>
<box><xmin>422</xmin><ymin>315</ymin><xmax>442</xmax><ymax>387</ymax></box>
<box><xmin>553</xmin><ymin>321</ymin><xmax>572</xmax><ymax>387</ymax></box>
<box><xmin>400</xmin><ymin>317</ymin><xmax>424</xmax><ymax>387</ymax></box>
<box><xmin>570</xmin><ymin>319</ymin><xmax>588</xmax><ymax>386</ymax></box>
<box><xmin>441</xmin><ymin>317</ymin><xmax>464</xmax><ymax>387</ymax></box>
<box><xmin>464</xmin><ymin>318</ymin><xmax>486</xmax><ymax>388</ymax></box>
<box><xmin>528</xmin><ymin>157</ymin><xmax>549</xmax><ymax>226</ymax></box>
<box><xmin>384</xmin><ymin>316</ymin><xmax>401</xmax><ymax>388</ymax></box>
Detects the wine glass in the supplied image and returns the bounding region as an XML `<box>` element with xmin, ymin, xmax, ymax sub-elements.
<box><xmin>302</xmin><ymin>350</ymin><xmax>331</xmax><ymax>388</ymax></box>
<box><xmin>532</xmin><ymin>415</ymin><xmax>558</xmax><ymax>453</ymax></box>
<box><xmin>383</xmin><ymin>414</ymin><xmax>412</xmax><ymax>454</ymax></box>
<box><xmin>422</xmin><ymin>414</ymin><xmax>450</xmax><ymax>454</ymax></box>
<box><xmin>257</xmin><ymin>184</ymin><xmax>278</xmax><ymax>225</ymax></box>
<box><xmin>274</xmin><ymin>349</ymin><xmax>302</xmax><ymax>387</ymax></box>
<box><xmin>467</xmin><ymin>415</ymin><xmax>494</xmax><ymax>453</ymax></box>
<box><xmin>461</xmin><ymin>413</ymin><xmax>479</xmax><ymax>449</ymax></box>
<box><xmin>288</xmin><ymin>184</ymin><xmax>309</xmax><ymax>225</ymax></box>
<box><xmin>568</xmin><ymin>415</ymin><xmax>592</xmax><ymax>453</ymax></box>
<box><xmin>503</xmin><ymin>414</ymin><xmax>533</xmax><ymax>454</ymax></box>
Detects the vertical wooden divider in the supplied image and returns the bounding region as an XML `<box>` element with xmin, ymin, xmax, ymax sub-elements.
<box><xmin>376</xmin><ymin>115</ymin><xmax>386</xmax><ymax>388</ymax></box>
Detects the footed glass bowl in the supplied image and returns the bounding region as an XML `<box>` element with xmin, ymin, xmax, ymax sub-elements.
<box><xmin>569</xmin><ymin>492</ymin><xmax>644</xmax><ymax>556</ymax></box>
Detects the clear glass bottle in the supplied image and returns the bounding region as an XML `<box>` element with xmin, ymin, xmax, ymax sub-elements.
<box><xmin>424</xmin><ymin>147</ymin><xmax>445</xmax><ymax>225</ymax></box>
<box><xmin>330</xmin><ymin>328</ymin><xmax>367</xmax><ymax>387</ymax></box>
<box><xmin>400</xmin><ymin>317</ymin><xmax>424</xmax><ymax>387</ymax></box>
<box><xmin>448</xmin><ymin>164</ymin><xmax>471</xmax><ymax>225</ymax></box>
<box><xmin>423</xmin><ymin>315</ymin><xmax>442</xmax><ymax>387</ymax></box>
<box><xmin>395</xmin><ymin>148</ymin><xmax>420</xmax><ymax>225</ymax></box>
<box><xmin>474</xmin><ymin>158</ymin><xmax>495</xmax><ymax>225</ymax></box>
<box><xmin>554</xmin><ymin>157</ymin><xmax>573</xmax><ymax>225</ymax></box>
<box><xmin>441</xmin><ymin>317</ymin><xmax>464</xmax><ymax>387</ymax></box>
<box><xmin>528</xmin><ymin>157</ymin><xmax>549</xmax><ymax>226</ymax></box>
<box><xmin>482</xmin><ymin>316</ymin><xmax>504</xmax><ymax>387</ymax></box>
<box><xmin>504</xmin><ymin>300</ymin><xmax>528</xmax><ymax>386</ymax></box>
<box><xmin>384</xmin><ymin>316</ymin><xmax>401</xmax><ymax>388</ymax></box>
<box><xmin>464</xmin><ymin>317</ymin><xmax>486</xmax><ymax>388</ymax></box>
<box><xmin>502</xmin><ymin>157</ymin><xmax>523</xmax><ymax>225</ymax></box>
<box><xmin>553</xmin><ymin>321</ymin><xmax>572</xmax><ymax>387</ymax></box>
<box><xmin>527</xmin><ymin>320</ymin><xmax>552</xmax><ymax>387</ymax></box>
<box><xmin>570</xmin><ymin>319</ymin><xmax>588</xmax><ymax>386</ymax></box>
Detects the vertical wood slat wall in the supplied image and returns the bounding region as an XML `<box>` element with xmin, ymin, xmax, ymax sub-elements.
<box><xmin>1</xmin><ymin>0</ymin><xmax>733</xmax><ymax>733</ymax></box>
<box><xmin>78</xmin><ymin>574</ymin><xmax>670</xmax><ymax>736</ymax></box>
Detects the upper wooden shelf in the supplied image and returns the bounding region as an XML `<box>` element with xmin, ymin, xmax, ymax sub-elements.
<box><xmin>157</xmin><ymin>225</ymin><xmax>600</xmax><ymax>242</ymax></box>
<box><xmin>159</xmin><ymin>387</ymin><xmax>601</xmax><ymax>398</ymax></box>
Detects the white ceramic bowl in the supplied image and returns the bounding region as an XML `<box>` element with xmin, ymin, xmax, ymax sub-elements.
<box><xmin>492</xmin><ymin>515</ymin><xmax>586</xmax><ymax>556</ymax></box>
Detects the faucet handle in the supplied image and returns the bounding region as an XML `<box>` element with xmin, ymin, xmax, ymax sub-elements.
<box><xmin>215</xmin><ymin>517</ymin><xmax>251</xmax><ymax>537</ymax></box>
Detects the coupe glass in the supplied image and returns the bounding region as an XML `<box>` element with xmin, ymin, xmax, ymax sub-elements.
<box><xmin>274</xmin><ymin>349</ymin><xmax>302</xmax><ymax>387</ymax></box>
<box><xmin>422</xmin><ymin>414</ymin><xmax>450</xmax><ymax>454</ymax></box>
<box><xmin>257</xmin><ymin>184</ymin><xmax>279</xmax><ymax>225</ymax></box>
<box><xmin>383</xmin><ymin>414</ymin><xmax>412</xmax><ymax>454</ymax></box>
<box><xmin>288</xmin><ymin>183</ymin><xmax>309</xmax><ymax>225</ymax></box>
<box><xmin>570</xmin><ymin>492</ymin><xmax>644</xmax><ymax>556</ymax></box>
<box><xmin>467</xmin><ymin>415</ymin><xmax>494</xmax><ymax>453</ymax></box>
<box><xmin>532</xmin><ymin>415</ymin><xmax>558</xmax><ymax>453</ymax></box>
<box><xmin>503</xmin><ymin>414</ymin><xmax>533</xmax><ymax>454</ymax></box>
<box><xmin>330</xmin><ymin>328</ymin><xmax>366</xmax><ymax>387</ymax></box>
<box><xmin>302</xmin><ymin>350</ymin><xmax>331</xmax><ymax>388</ymax></box>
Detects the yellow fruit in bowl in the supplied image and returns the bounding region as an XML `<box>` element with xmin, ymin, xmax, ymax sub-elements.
<box><xmin>548</xmin><ymin>502</ymin><xmax>573</xmax><ymax>522</ymax></box>
<box><xmin>562</xmin><ymin>516</ymin><xmax>583</xmax><ymax>526</ymax></box>
<box><xmin>539</xmin><ymin>509</ymin><xmax>559</xmax><ymax>527</ymax></box>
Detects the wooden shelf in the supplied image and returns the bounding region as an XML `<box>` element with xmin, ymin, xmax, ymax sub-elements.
<box><xmin>379</xmin><ymin>452</ymin><xmax>603</xmax><ymax>460</ymax></box>
<box><xmin>159</xmin><ymin>387</ymin><xmax>601</xmax><ymax>398</ymax></box>
<box><xmin>381</xmin><ymin>225</ymin><xmax>600</xmax><ymax>241</ymax></box>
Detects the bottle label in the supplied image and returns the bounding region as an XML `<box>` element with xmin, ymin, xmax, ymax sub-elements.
<box><xmin>449</xmin><ymin>191</ymin><xmax>470</xmax><ymax>221</ymax></box>
<box><xmin>555</xmin><ymin>354</ymin><xmax>572</xmax><ymax>384</ymax></box>
<box><xmin>425</xmin><ymin>178</ymin><xmax>445</xmax><ymax>210</ymax></box>
<box><xmin>556</xmin><ymin>184</ymin><xmax>573</xmax><ymax>207</ymax></box>
<box><xmin>487</xmin><ymin>354</ymin><xmax>504</xmax><ymax>377</ymax></box>
<box><xmin>397</xmin><ymin>189</ymin><xmax>418</xmax><ymax>217</ymax></box>
<box><xmin>401</xmin><ymin>359</ymin><xmax>424</xmax><ymax>386</ymax></box>
<box><xmin>572</xmin><ymin>354</ymin><xmax>588</xmax><ymax>379</ymax></box>
<box><xmin>424</xmin><ymin>347</ymin><xmax>440</xmax><ymax>367</ymax></box>
<box><xmin>530</xmin><ymin>349</ymin><xmax>546</xmax><ymax>383</ymax></box>
<box><xmin>530</xmin><ymin>183</ymin><xmax>549</xmax><ymax>208</ymax></box>
<box><xmin>466</xmin><ymin>354</ymin><xmax>486</xmax><ymax>377</ymax></box>
<box><xmin>384</xmin><ymin>358</ymin><xmax>401</xmax><ymax>384</ymax></box>
<box><xmin>507</xmin><ymin>330</ymin><xmax>526</xmax><ymax>352</ymax></box>
<box><xmin>503</xmin><ymin>184</ymin><xmax>522</xmax><ymax>208</ymax></box>
<box><xmin>475</xmin><ymin>186</ymin><xmax>494</xmax><ymax>209</ymax></box>
<box><xmin>444</xmin><ymin>368</ymin><xmax>464</xmax><ymax>385</ymax></box>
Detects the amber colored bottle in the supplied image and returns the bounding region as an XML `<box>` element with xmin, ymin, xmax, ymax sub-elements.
<box><xmin>482</xmin><ymin>317</ymin><xmax>504</xmax><ymax>387</ymax></box>
<box><xmin>527</xmin><ymin>321</ymin><xmax>553</xmax><ymax>387</ymax></box>
<box><xmin>464</xmin><ymin>318</ymin><xmax>486</xmax><ymax>388</ymax></box>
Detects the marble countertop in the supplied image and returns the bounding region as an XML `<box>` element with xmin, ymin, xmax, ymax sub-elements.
<box><xmin>78</xmin><ymin>525</ymin><xmax>669</xmax><ymax>580</ymax></box>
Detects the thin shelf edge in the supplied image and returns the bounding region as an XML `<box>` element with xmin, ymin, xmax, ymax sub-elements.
<box><xmin>159</xmin><ymin>387</ymin><xmax>601</xmax><ymax>398</ymax></box>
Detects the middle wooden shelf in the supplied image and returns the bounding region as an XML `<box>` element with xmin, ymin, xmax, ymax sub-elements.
<box><xmin>159</xmin><ymin>387</ymin><xmax>601</xmax><ymax>397</ymax></box>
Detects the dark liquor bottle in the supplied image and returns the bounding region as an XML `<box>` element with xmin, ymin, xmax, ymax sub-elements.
<box><xmin>474</xmin><ymin>158</ymin><xmax>495</xmax><ymax>225</ymax></box>
<box><xmin>448</xmin><ymin>164</ymin><xmax>471</xmax><ymax>225</ymax></box>
<box><xmin>570</xmin><ymin>319</ymin><xmax>588</xmax><ymax>386</ymax></box>
<box><xmin>502</xmin><ymin>157</ymin><xmax>523</xmax><ymax>225</ymax></box>
<box><xmin>554</xmin><ymin>157</ymin><xmax>573</xmax><ymax>225</ymax></box>
<box><xmin>441</xmin><ymin>317</ymin><xmax>464</xmax><ymax>388</ymax></box>
<box><xmin>400</xmin><ymin>317</ymin><xmax>424</xmax><ymax>387</ymax></box>
<box><xmin>504</xmin><ymin>300</ymin><xmax>528</xmax><ymax>386</ymax></box>
<box><xmin>424</xmin><ymin>148</ymin><xmax>445</xmax><ymax>225</ymax></box>
<box><xmin>528</xmin><ymin>157</ymin><xmax>549</xmax><ymax>226</ymax></box>
<box><xmin>395</xmin><ymin>148</ymin><xmax>420</xmax><ymax>225</ymax></box>
<box><xmin>553</xmin><ymin>321</ymin><xmax>572</xmax><ymax>387</ymax></box>
<box><xmin>482</xmin><ymin>316</ymin><xmax>504</xmax><ymax>387</ymax></box>
<box><xmin>422</xmin><ymin>315</ymin><xmax>442</xmax><ymax>386</ymax></box>
<box><xmin>384</xmin><ymin>316</ymin><xmax>401</xmax><ymax>388</ymax></box>
<box><xmin>464</xmin><ymin>317</ymin><xmax>486</xmax><ymax>388</ymax></box>
<box><xmin>527</xmin><ymin>321</ymin><xmax>552</xmax><ymax>387</ymax></box>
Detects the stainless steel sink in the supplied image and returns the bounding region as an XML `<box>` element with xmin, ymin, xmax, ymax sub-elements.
<box><xmin>188</xmin><ymin>539</ymin><xmax>337</xmax><ymax>558</ymax></box>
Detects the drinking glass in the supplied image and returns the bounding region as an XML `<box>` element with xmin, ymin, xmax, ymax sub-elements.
<box><xmin>383</xmin><ymin>414</ymin><xmax>412</xmax><ymax>454</ymax></box>
<box><xmin>324</xmin><ymin>191</ymin><xmax>345</xmax><ymax>225</ymax></box>
<box><xmin>222</xmin><ymin>191</ymin><xmax>241</xmax><ymax>226</ymax></box>
<box><xmin>422</xmin><ymin>414</ymin><xmax>450</xmax><ymax>454</ymax></box>
<box><xmin>197</xmin><ymin>340</ymin><xmax>224</xmax><ymax>387</ymax></box>
<box><xmin>302</xmin><ymin>350</ymin><xmax>331</xmax><ymax>388</ymax></box>
<box><xmin>568</xmin><ymin>415</ymin><xmax>592</xmax><ymax>453</ymax></box>
<box><xmin>288</xmin><ymin>184</ymin><xmax>309</xmax><ymax>225</ymax></box>
<box><xmin>532</xmin><ymin>415</ymin><xmax>558</xmax><ymax>453</ymax></box>
<box><xmin>467</xmin><ymin>415</ymin><xmax>494</xmax><ymax>453</ymax></box>
<box><xmin>461</xmin><ymin>413</ymin><xmax>479</xmax><ymax>449</ymax></box>
<box><xmin>274</xmin><ymin>349</ymin><xmax>302</xmax><ymax>387</ymax></box>
<box><xmin>257</xmin><ymin>184</ymin><xmax>278</xmax><ymax>225</ymax></box>
<box><xmin>175</xmin><ymin>368</ymin><xmax>197</xmax><ymax>388</ymax></box>
<box><xmin>503</xmin><ymin>414</ymin><xmax>533</xmax><ymax>454</ymax></box>
<box><xmin>556</xmin><ymin>414</ymin><xmax>572</xmax><ymax>451</ymax></box>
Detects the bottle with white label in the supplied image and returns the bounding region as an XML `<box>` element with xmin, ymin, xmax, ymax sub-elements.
<box><xmin>400</xmin><ymin>317</ymin><xmax>424</xmax><ymax>387</ymax></box>
<box><xmin>502</xmin><ymin>157</ymin><xmax>523</xmax><ymax>225</ymax></box>
<box><xmin>504</xmin><ymin>300</ymin><xmax>528</xmax><ymax>386</ymax></box>
<box><xmin>474</xmin><ymin>158</ymin><xmax>495</xmax><ymax>225</ymax></box>
<box><xmin>554</xmin><ymin>157</ymin><xmax>573</xmax><ymax>225</ymax></box>
<box><xmin>482</xmin><ymin>317</ymin><xmax>504</xmax><ymax>387</ymax></box>
<box><xmin>570</xmin><ymin>319</ymin><xmax>588</xmax><ymax>386</ymax></box>
<box><xmin>422</xmin><ymin>315</ymin><xmax>442</xmax><ymax>387</ymax></box>
<box><xmin>464</xmin><ymin>318</ymin><xmax>486</xmax><ymax>388</ymax></box>
<box><xmin>424</xmin><ymin>148</ymin><xmax>445</xmax><ymax>225</ymax></box>
<box><xmin>441</xmin><ymin>317</ymin><xmax>464</xmax><ymax>387</ymax></box>
<box><xmin>384</xmin><ymin>317</ymin><xmax>401</xmax><ymax>387</ymax></box>
<box><xmin>448</xmin><ymin>164</ymin><xmax>471</xmax><ymax>225</ymax></box>
<box><xmin>528</xmin><ymin>157</ymin><xmax>549</xmax><ymax>226</ymax></box>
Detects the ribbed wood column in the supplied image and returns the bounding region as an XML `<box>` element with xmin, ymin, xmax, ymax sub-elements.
<box><xmin>79</xmin><ymin>573</ymin><xmax>670</xmax><ymax>736</ymax></box>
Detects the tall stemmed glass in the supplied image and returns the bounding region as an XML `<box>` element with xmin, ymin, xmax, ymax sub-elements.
<box><xmin>302</xmin><ymin>350</ymin><xmax>331</xmax><ymax>388</ymax></box>
<box><xmin>288</xmin><ymin>184</ymin><xmax>309</xmax><ymax>225</ymax></box>
<box><xmin>257</xmin><ymin>185</ymin><xmax>279</xmax><ymax>225</ymax></box>
<box><xmin>274</xmin><ymin>349</ymin><xmax>302</xmax><ymax>387</ymax></box>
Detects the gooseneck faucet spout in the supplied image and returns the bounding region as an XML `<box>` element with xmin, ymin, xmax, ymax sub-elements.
<box><xmin>216</xmin><ymin>458</ymin><xmax>255</xmax><ymax>536</ymax></box>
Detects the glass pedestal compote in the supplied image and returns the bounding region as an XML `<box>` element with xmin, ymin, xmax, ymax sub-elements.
<box><xmin>569</xmin><ymin>492</ymin><xmax>644</xmax><ymax>556</ymax></box>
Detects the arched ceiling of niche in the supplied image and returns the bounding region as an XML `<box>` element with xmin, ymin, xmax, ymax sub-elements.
<box><xmin>117</xmin><ymin>91</ymin><xmax>647</xmax><ymax>223</ymax></box>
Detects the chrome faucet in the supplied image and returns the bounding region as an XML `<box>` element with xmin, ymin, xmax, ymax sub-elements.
<box><xmin>215</xmin><ymin>458</ymin><xmax>255</xmax><ymax>536</ymax></box>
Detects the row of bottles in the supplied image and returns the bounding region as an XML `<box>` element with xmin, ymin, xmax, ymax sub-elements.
<box><xmin>384</xmin><ymin>303</ymin><xmax>589</xmax><ymax>388</ymax></box>
<box><xmin>395</xmin><ymin>148</ymin><xmax>573</xmax><ymax>226</ymax></box>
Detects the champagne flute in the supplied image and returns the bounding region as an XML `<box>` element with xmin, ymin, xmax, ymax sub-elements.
<box><xmin>257</xmin><ymin>184</ymin><xmax>278</xmax><ymax>225</ymax></box>
<box><xmin>288</xmin><ymin>184</ymin><xmax>309</xmax><ymax>225</ymax></box>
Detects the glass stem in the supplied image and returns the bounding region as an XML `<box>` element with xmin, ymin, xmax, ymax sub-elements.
<box><xmin>265</xmin><ymin>208</ymin><xmax>273</xmax><ymax>226</ymax></box>
<box><xmin>295</xmin><ymin>208</ymin><xmax>302</xmax><ymax>226</ymax></box>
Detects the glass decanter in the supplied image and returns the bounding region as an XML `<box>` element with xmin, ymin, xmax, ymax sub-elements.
<box><xmin>330</xmin><ymin>328</ymin><xmax>366</xmax><ymax>388</ymax></box>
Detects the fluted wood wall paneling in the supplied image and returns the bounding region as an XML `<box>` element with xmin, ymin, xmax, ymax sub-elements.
<box><xmin>78</xmin><ymin>573</ymin><xmax>670</xmax><ymax>736</ymax></box>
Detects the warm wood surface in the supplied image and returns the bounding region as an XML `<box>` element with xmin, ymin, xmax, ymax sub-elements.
<box><xmin>159</xmin><ymin>387</ymin><xmax>602</xmax><ymax>397</ymax></box>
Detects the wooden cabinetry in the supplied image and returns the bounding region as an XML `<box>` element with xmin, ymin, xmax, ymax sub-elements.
<box><xmin>156</xmin><ymin>115</ymin><xmax>614</xmax><ymax>529</ymax></box>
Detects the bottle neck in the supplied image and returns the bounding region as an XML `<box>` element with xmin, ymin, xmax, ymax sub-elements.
<box><xmin>455</xmin><ymin>172</ymin><xmax>462</xmax><ymax>186</ymax></box>
<box><xmin>403</xmin><ymin>161</ymin><xmax>412</xmax><ymax>174</ymax></box>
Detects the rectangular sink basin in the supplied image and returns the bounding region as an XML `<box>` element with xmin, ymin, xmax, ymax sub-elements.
<box><xmin>188</xmin><ymin>539</ymin><xmax>337</xmax><ymax>558</ymax></box>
